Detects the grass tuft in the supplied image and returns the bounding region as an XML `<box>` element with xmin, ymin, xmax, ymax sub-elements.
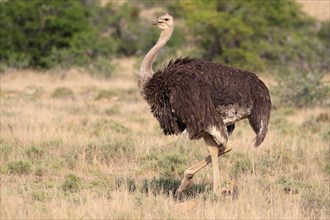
<box><xmin>62</xmin><ymin>173</ymin><xmax>82</xmax><ymax>193</ymax></box>
<box><xmin>26</xmin><ymin>146</ymin><xmax>43</xmax><ymax>161</ymax></box>
<box><xmin>51</xmin><ymin>87</ymin><xmax>75</xmax><ymax>99</ymax></box>
<box><xmin>141</xmin><ymin>151</ymin><xmax>188</xmax><ymax>178</ymax></box>
<box><xmin>31</xmin><ymin>191</ymin><xmax>50</xmax><ymax>202</ymax></box>
<box><xmin>0</xmin><ymin>144</ymin><xmax>13</xmax><ymax>162</ymax></box>
<box><xmin>229</xmin><ymin>152</ymin><xmax>253</xmax><ymax>178</ymax></box>
<box><xmin>7</xmin><ymin>160</ymin><xmax>32</xmax><ymax>175</ymax></box>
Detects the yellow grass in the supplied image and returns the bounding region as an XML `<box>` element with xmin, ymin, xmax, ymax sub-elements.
<box><xmin>1</xmin><ymin>62</ymin><xmax>329</xmax><ymax>219</ymax></box>
<box><xmin>297</xmin><ymin>0</ymin><xmax>330</xmax><ymax>21</ymax></box>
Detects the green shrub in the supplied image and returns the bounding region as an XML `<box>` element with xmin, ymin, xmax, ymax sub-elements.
<box><xmin>0</xmin><ymin>0</ymin><xmax>115</xmax><ymax>69</ymax></box>
<box><xmin>167</xmin><ymin>0</ymin><xmax>328</xmax><ymax>107</ymax></box>
<box><xmin>0</xmin><ymin>0</ymin><xmax>186</xmax><ymax>72</ymax></box>
<box><xmin>170</xmin><ymin>0</ymin><xmax>326</xmax><ymax>73</ymax></box>
<box><xmin>0</xmin><ymin>0</ymin><xmax>90</xmax><ymax>68</ymax></box>
<box><xmin>7</xmin><ymin>160</ymin><xmax>32</xmax><ymax>175</ymax></box>
<box><xmin>62</xmin><ymin>173</ymin><xmax>81</xmax><ymax>193</ymax></box>
<box><xmin>276</xmin><ymin>71</ymin><xmax>329</xmax><ymax>108</ymax></box>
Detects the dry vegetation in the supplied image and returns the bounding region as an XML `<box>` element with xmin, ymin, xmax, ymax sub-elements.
<box><xmin>1</xmin><ymin>58</ymin><xmax>329</xmax><ymax>219</ymax></box>
<box><xmin>297</xmin><ymin>0</ymin><xmax>330</xmax><ymax>21</ymax></box>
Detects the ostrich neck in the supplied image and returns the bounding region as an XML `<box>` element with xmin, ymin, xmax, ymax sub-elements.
<box><xmin>139</xmin><ymin>27</ymin><xmax>173</xmax><ymax>92</ymax></box>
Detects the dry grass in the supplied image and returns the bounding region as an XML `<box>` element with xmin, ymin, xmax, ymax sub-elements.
<box><xmin>1</xmin><ymin>62</ymin><xmax>329</xmax><ymax>219</ymax></box>
<box><xmin>297</xmin><ymin>0</ymin><xmax>330</xmax><ymax>21</ymax></box>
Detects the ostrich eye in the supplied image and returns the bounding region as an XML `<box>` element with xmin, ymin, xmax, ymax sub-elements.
<box><xmin>164</xmin><ymin>18</ymin><xmax>169</xmax><ymax>21</ymax></box>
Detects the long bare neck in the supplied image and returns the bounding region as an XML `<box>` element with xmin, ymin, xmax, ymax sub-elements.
<box><xmin>139</xmin><ymin>27</ymin><xmax>173</xmax><ymax>94</ymax></box>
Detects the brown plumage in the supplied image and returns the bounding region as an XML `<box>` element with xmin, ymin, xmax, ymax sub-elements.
<box><xmin>142</xmin><ymin>57</ymin><xmax>271</xmax><ymax>147</ymax></box>
<box><xmin>138</xmin><ymin>14</ymin><xmax>271</xmax><ymax>195</ymax></box>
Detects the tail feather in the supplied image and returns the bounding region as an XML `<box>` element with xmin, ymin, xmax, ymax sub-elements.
<box><xmin>248</xmin><ymin>78</ymin><xmax>271</xmax><ymax>147</ymax></box>
<box><xmin>249</xmin><ymin>101</ymin><xmax>271</xmax><ymax>147</ymax></box>
<box><xmin>254</xmin><ymin>123</ymin><xmax>268</xmax><ymax>147</ymax></box>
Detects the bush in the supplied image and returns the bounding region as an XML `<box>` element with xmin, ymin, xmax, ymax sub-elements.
<box><xmin>276</xmin><ymin>71</ymin><xmax>329</xmax><ymax>108</ymax></box>
<box><xmin>166</xmin><ymin>0</ymin><xmax>329</xmax><ymax>107</ymax></box>
<box><xmin>0</xmin><ymin>0</ymin><xmax>185</xmax><ymax>72</ymax></box>
<box><xmin>0</xmin><ymin>0</ymin><xmax>119</xmax><ymax>70</ymax></box>
<box><xmin>170</xmin><ymin>0</ymin><xmax>327</xmax><ymax>74</ymax></box>
<box><xmin>1</xmin><ymin>0</ymin><xmax>96</xmax><ymax>68</ymax></box>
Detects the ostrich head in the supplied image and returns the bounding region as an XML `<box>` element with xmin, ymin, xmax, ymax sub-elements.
<box><xmin>153</xmin><ymin>13</ymin><xmax>174</xmax><ymax>30</ymax></box>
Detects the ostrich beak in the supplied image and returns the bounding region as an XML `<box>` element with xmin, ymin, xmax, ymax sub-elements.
<box><xmin>152</xmin><ymin>21</ymin><xmax>158</xmax><ymax>25</ymax></box>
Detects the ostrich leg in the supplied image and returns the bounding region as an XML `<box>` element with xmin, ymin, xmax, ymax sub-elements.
<box><xmin>176</xmin><ymin>138</ymin><xmax>231</xmax><ymax>194</ymax></box>
<box><xmin>206</xmin><ymin>134</ymin><xmax>222</xmax><ymax>195</ymax></box>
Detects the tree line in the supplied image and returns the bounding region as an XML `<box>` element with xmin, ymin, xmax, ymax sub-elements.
<box><xmin>0</xmin><ymin>0</ymin><xmax>328</xmax><ymax>107</ymax></box>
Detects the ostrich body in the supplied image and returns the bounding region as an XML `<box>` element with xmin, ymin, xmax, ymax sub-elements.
<box><xmin>139</xmin><ymin>14</ymin><xmax>271</xmax><ymax>195</ymax></box>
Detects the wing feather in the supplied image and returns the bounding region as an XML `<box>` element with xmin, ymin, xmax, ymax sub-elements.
<box><xmin>168</xmin><ymin>72</ymin><xmax>225</xmax><ymax>140</ymax></box>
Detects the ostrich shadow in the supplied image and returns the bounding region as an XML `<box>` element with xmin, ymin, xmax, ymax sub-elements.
<box><xmin>116</xmin><ymin>177</ymin><xmax>209</xmax><ymax>200</ymax></box>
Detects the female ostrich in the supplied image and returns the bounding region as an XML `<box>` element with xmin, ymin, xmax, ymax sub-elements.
<box><xmin>139</xmin><ymin>14</ymin><xmax>271</xmax><ymax>195</ymax></box>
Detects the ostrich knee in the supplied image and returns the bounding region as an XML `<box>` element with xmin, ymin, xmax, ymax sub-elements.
<box><xmin>208</xmin><ymin>126</ymin><xmax>228</xmax><ymax>147</ymax></box>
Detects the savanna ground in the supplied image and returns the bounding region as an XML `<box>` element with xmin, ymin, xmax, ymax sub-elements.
<box><xmin>1</xmin><ymin>57</ymin><xmax>329</xmax><ymax>219</ymax></box>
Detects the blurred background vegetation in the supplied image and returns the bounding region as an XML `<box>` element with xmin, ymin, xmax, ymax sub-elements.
<box><xmin>0</xmin><ymin>0</ymin><xmax>329</xmax><ymax>108</ymax></box>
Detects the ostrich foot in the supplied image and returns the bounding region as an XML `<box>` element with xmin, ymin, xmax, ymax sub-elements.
<box><xmin>176</xmin><ymin>176</ymin><xmax>192</xmax><ymax>194</ymax></box>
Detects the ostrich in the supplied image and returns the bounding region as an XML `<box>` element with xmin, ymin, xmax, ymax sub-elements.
<box><xmin>138</xmin><ymin>14</ymin><xmax>271</xmax><ymax>195</ymax></box>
